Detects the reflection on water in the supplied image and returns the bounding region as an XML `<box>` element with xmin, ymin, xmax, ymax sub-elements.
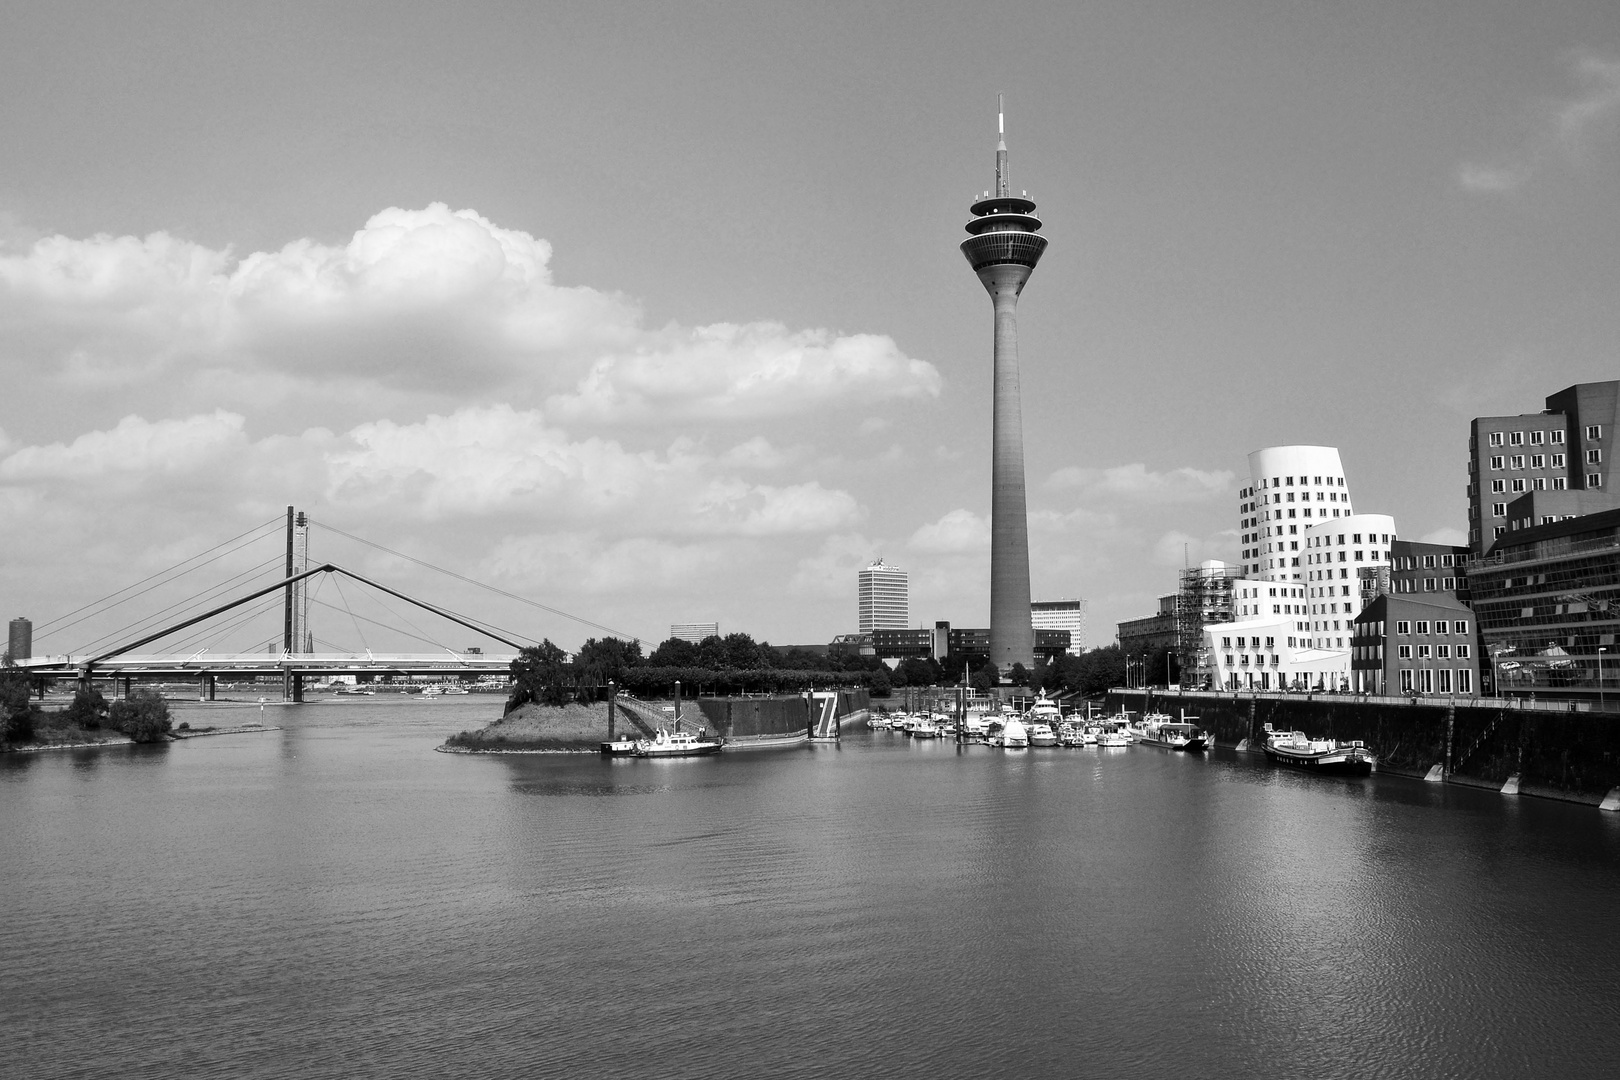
<box><xmin>3</xmin><ymin>697</ymin><xmax>1619</xmax><ymax>1080</ymax></box>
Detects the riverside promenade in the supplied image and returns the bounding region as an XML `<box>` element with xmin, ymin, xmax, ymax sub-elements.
<box><xmin>1107</xmin><ymin>687</ymin><xmax>1620</xmax><ymax>806</ymax></box>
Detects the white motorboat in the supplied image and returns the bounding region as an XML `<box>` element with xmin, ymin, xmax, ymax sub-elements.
<box><xmin>1027</xmin><ymin>722</ymin><xmax>1059</xmax><ymax>746</ymax></box>
<box><xmin>1132</xmin><ymin>712</ymin><xmax>1210</xmax><ymax>751</ymax></box>
<box><xmin>911</xmin><ymin>718</ymin><xmax>941</xmax><ymax>739</ymax></box>
<box><xmin>635</xmin><ymin>728</ymin><xmax>724</xmax><ymax>758</ymax></box>
<box><xmin>998</xmin><ymin>718</ymin><xmax>1029</xmax><ymax>748</ymax></box>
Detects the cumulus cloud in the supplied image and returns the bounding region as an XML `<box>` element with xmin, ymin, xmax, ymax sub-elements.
<box><xmin>788</xmin><ymin>532</ymin><xmax>880</xmax><ymax>599</ymax></box>
<box><xmin>908</xmin><ymin>508</ymin><xmax>990</xmax><ymax>554</ymax></box>
<box><xmin>1458</xmin><ymin>50</ymin><xmax>1620</xmax><ymax>195</ymax></box>
<box><xmin>1152</xmin><ymin>529</ymin><xmax>1239</xmax><ymax>568</ymax></box>
<box><xmin>0</xmin><ymin>411</ymin><xmax>248</xmax><ymax>480</ymax></box>
<box><xmin>1046</xmin><ymin>462</ymin><xmax>1235</xmax><ymax>504</ymax></box>
<box><xmin>0</xmin><ymin>203</ymin><xmax>939</xmax><ymax>422</ymax></box>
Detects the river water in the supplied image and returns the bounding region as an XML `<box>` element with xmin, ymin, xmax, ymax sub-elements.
<box><xmin>4</xmin><ymin>696</ymin><xmax>1619</xmax><ymax>1079</ymax></box>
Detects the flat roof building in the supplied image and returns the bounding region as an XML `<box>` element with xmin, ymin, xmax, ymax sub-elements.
<box><xmin>858</xmin><ymin>559</ymin><xmax>909</xmax><ymax>633</ymax></box>
<box><xmin>1031</xmin><ymin>599</ymin><xmax>1087</xmax><ymax>655</ymax></box>
<box><xmin>1468</xmin><ymin>381</ymin><xmax>1620</xmax><ymax>554</ymax></box>
<box><xmin>669</xmin><ymin>622</ymin><xmax>719</xmax><ymax>643</ymax></box>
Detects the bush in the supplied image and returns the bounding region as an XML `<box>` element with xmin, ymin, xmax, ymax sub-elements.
<box><xmin>108</xmin><ymin>688</ymin><xmax>172</xmax><ymax>743</ymax></box>
<box><xmin>64</xmin><ymin>686</ymin><xmax>109</xmax><ymax>731</ymax></box>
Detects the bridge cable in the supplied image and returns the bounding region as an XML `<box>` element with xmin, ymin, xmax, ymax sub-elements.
<box><xmin>37</xmin><ymin>517</ymin><xmax>284</xmax><ymax>641</ymax></box>
<box><xmin>308</xmin><ymin>519</ymin><xmax>643</xmax><ymax>643</ymax></box>
<box><xmin>165</xmin><ymin>594</ymin><xmax>286</xmax><ymax>657</ymax></box>
<box><xmin>71</xmin><ymin>554</ymin><xmax>288</xmax><ymax>656</ymax></box>
<box><xmin>326</xmin><ymin>575</ymin><xmax>370</xmax><ymax>651</ymax></box>
<box><xmin>307</xmin><ymin>597</ymin><xmax>473</xmax><ymax>653</ymax></box>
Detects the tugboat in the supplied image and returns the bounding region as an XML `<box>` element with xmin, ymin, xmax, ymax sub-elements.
<box><xmin>1261</xmin><ymin>723</ymin><xmax>1375</xmax><ymax>775</ymax></box>
<box><xmin>634</xmin><ymin>727</ymin><xmax>724</xmax><ymax>758</ymax></box>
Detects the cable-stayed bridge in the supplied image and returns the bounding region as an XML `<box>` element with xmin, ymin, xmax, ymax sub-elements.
<box><xmin>10</xmin><ymin>507</ymin><xmax>640</xmax><ymax>701</ymax></box>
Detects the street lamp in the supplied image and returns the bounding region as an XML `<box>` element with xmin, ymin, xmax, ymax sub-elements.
<box><xmin>1599</xmin><ymin>647</ymin><xmax>1608</xmax><ymax>712</ymax></box>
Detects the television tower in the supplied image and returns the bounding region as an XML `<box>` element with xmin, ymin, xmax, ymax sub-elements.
<box><xmin>961</xmin><ymin>96</ymin><xmax>1047</xmax><ymax>675</ymax></box>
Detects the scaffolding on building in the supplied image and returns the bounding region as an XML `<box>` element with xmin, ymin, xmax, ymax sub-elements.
<box><xmin>1175</xmin><ymin>563</ymin><xmax>1240</xmax><ymax>689</ymax></box>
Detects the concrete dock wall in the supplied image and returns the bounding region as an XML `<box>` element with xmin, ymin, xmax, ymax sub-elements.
<box><xmin>1106</xmin><ymin>689</ymin><xmax>1620</xmax><ymax>802</ymax></box>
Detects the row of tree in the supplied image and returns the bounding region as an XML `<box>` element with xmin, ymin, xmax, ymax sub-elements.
<box><xmin>1</xmin><ymin>670</ymin><xmax>173</xmax><ymax>744</ymax></box>
<box><xmin>505</xmin><ymin>633</ymin><xmax>1153</xmax><ymax>711</ymax></box>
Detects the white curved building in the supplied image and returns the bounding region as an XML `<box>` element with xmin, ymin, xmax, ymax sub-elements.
<box><xmin>1235</xmin><ymin>446</ymin><xmax>1360</xmax><ymax>583</ymax></box>
<box><xmin>1300</xmin><ymin>514</ymin><xmax>1396</xmax><ymax>650</ymax></box>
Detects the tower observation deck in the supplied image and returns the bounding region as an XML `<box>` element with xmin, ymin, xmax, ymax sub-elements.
<box><xmin>962</xmin><ymin>99</ymin><xmax>1047</xmax><ymax>675</ymax></box>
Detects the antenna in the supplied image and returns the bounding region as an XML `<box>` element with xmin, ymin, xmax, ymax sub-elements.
<box><xmin>998</xmin><ymin>93</ymin><xmax>1004</xmax><ymax>138</ymax></box>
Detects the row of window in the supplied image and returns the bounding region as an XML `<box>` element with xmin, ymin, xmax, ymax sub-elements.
<box><xmin>1389</xmin><ymin>619</ymin><xmax>1469</xmax><ymax>635</ymax></box>
<box><xmin>1399</xmin><ymin>668</ymin><xmax>1474</xmax><ymax>694</ymax></box>
<box><xmin>1488</xmin><ymin>452</ymin><xmax>1576</xmax><ymax>470</ymax></box>
<box><xmin>1392</xmin><ymin>643</ymin><xmax>1472</xmax><ymax>658</ymax></box>
<box><xmin>1394</xmin><ymin>554</ymin><xmax>1465</xmax><ymax>569</ymax></box>
<box><xmin>1256</xmin><ymin>475</ymin><xmax>1346</xmax><ymax>490</ymax></box>
<box><xmin>1391</xmin><ymin>577</ymin><xmax>1460</xmax><ymax>593</ymax></box>
<box><xmin>1486</xmin><ymin>428</ymin><xmax>1592</xmax><ymax>448</ymax></box>
<box><xmin>1489</xmin><ymin>476</ymin><xmax>1569</xmax><ymax>499</ymax></box>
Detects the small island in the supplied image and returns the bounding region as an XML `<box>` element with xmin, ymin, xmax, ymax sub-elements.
<box><xmin>2</xmin><ymin>671</ymin><xmax>173</xmax><ymax>751</ymax></box>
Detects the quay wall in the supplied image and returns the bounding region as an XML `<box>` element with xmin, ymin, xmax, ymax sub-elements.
<box><xmin>692</xmin><ymin>689</ymin><xmax>870</xmax><ymax>739</ymax></box>
<box><xmin>1106</xmin><ymin>689</ymin><xmax>1620</xmax><ymax>802</ymax></box>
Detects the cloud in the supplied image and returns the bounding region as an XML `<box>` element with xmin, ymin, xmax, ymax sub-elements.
<box><xmin>908</xmin><ymin>508</ymin><xmax>990</xmax><ymax>554</ymax></box>
<box><xmin>1046</xmin><ymin>462</ymin><xmax>1235</xmax><ymax>504</ymax></box>
<box><xmin>0</xmin><ymin>203</ymin><xmax>940</xmax><ymax>423</ymax></box>
<box><xmin>0</xmin><ymin>411</ymin><xmax>247</xmax><ymax>480</ymax></box>
<box><xmin>1152</xmin><ymin>529</ymin><xmax>1239</xmax><ymax>569</ymax></box>
<box><xmin>859</xmin><ymin>417</ymin><xmax>890</xmax><ymax>435</ymax></box>
<box><xmin>788</xmin><ymin>532</ymin><xmax>879</xmax><ymax>599</ymax></box>
<box><xmin>1458</xmin><ymin>50</ymin><xmax>1620</xmax><ymax>195</ymax></box>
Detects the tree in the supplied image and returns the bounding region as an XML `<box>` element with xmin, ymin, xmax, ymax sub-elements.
<box><xmin>1008</xmin><ymin>663</ymin><xmax>1030</xmax><ymax>688</ymax></box>
<box><xmin>64</xmin><ymin>685</ymin><xmax>109</xmax><ymax>731</ymax></box>
<box><xmin>108</xmin><ymin>688</ymin><xmax>171</xmax><ymax>743</ymax></box>
<box><xmin>868</xmin><ymin>666</ymin><xmax>893</xmax><ymax>697</ymax></box>
<box><xmin>895</xmin><ymin>657</ymin><xmax>939</xmax><ymax>688</ymax></box>
<box><xmin>1</xmin><ymin>669</ymin><xmax>36</xmax><ymax>743</ymax></box>
<box><xmin>694</xmin><ymin>635</ymin><xmax>728</xmax><ymax>671</ymax></box>
<box><xmin>971</xmin><ymin>660</ymin><xmax>999</xmax><ymax>693</ymax></box>
<box><xmin>509</xmin><ymin>640</ymin><xmax>574</xmax><ymax>709</ymax></box>
<box><xmin>723</xmin><ymin>632</ymin><xmax>762</xmax><ymax>670</ymax></box>
<box><xmin>648</xmin><ymin>637</ymin><xmax>698</xmax><ymax>668</ymax></box>
<box><xmin>575</xmin><ymin>637</ymin><xmax>643</xmax><ymax>686</ymax></box>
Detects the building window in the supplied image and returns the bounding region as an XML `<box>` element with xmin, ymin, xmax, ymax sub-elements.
<box><xmin>1489</xmin><ymin>432</ymin><xmax>1503</xmax><ymax>446</ymax></box>
<box><xmin>1588</xmin><ymin>425</ymin><xmax>1603</xmax><ymax>441</ymax></box>
<box><xmin>1437</xmin><ymin>644</ymin><xmax>1451</xmax><ymax>659</ymax></box>
<box><xmin>1552</xmin><ymin>453</ymin><xmax>1566</xmax><ymax>468</ymax></box>
<box><xmin>1457</xmin><ymin>644</ymin><xmax>1471</xmax><ymax>659</ymax></box>
<box><xmin>1443</xmin><ymin>576</ymin><xmax>1456</xmax><ymax>589</ymax></box>
<box><xmin>1531</xmin><ymin>455</ymin><xmax>1544</xmax><ymax>469</ymax></box>
<box><xmin>1419</xmin><ymin>669</ymin><xmax>1433</xmax><ymax>693</ymax></box>
<box><xmin>1491</xmin><ymin>480</ymin><xmax>1506</xmax><ymax>493</ymax></box>
<box><xmin>1494</xmin><ymin>526</ymin><xmax>1506</xmax><ymax>538</ymax></box>
<box><xmin>1396</xmin><ymin>621</ymin><xmax>1410</xmax><ymax>635</ymax></box>
<box><xmin>1400</xmin><ymin>668</ymin><xmax>1414</xmax><ymax>691</ymax></box>
<box><xmin>1511</xmin><ymin>455</ymin><xmax>1525</xmax><ymax>469</ymax></box>
<box><xmin>1437</xmin><ymin>669</ymin><xmax>1452</xmax><ymax>693</ymax></box>
<box><xmin>1416</xmin><ymin>621</ymin><xmax>1429</xmax><ymax>634</ymax></box>
<box><xmin>1490</xmin><ymin>455</ymin><xmax>1504</xmax><ymax>470</ymax></box>
<box><xmin>1534</xmin><ymin>478</ymin><xmax>1546</xmax><ymax>491</ymax></box>
<box><xmin>1530</xmin><ymin>431</ymin><xmax>1545</xmax><ymax>445</ymax></box>
<box><xmin>1590</xmin><ymin>449</ymin><xmax>1604</xmax><ymax>464</ymax></box>
<box><xmin>1458</xmin><ymin>669</ymin><xmax>1473</xmax><ymax>694</ymax></box>
<box><xmin>1590</xmin><ymin>473</ymin><xmax>1604</xmax><ymax>487</ymax></box>
<box><xmin>1509</xmin><ymin>432</ymin><xmax>1524</xmax><ymax>446</ymax></box>
<box><xmin>1422</xmin><ymin>555</ymin><xmax>1435</xmax><ymax>568</ymax></box>
<box><xmin>1512</xmin><ymin>478</ymin><xmax>1526</xmax><ymax>493</ymax></box>
<box><xmin>1554</xmin><ymin>478</ymin><xmax>1567</xmax><ymax>491</ymax></box>
<box><xmin>1492</xmin><ymin>502</ymin><xmax>1507</xmax><ymax>515</ymax></box>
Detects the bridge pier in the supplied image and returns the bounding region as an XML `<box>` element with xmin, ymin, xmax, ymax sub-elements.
<box><xmin>199</xmin><ymin>672</ymin><xmax>216</xmax><ymax>702</ymax></box>
<box><xmin>282</xmin><ymin>671</ymin><xmax>304</xmax><ymax>703</ymax></box>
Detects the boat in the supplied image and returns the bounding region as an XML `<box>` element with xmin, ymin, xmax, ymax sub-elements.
<box><xmin>911</xmin><ymin>718</ymin><xmax>941</xmax><ymax>739</ymax></box>
<box><xmin>997</xmin><ymin>718</ymin><xmax>1029</xmax><ymax>748</ymax></box>
<box><xmin>1057</xmin><ymin>720</ymin><xmax>1088</xmax><ymax>747</ymax></box>
<box><xmin>1027</xmin><ymin>722</ymin><xmax>1059</xmax><ymax>747</ymax></box>
<box><xmin>1132</xmin><ymin>712</ymin><xmax>1210</xmax><ymax>751</ymax></box>
<box><xmin>634</xmin><ymin>728</ymin><xmax>724</xmax><ymax>758</ymax></box>
<box><xmin>1096</xmin><ymin>721</ymin><xmax>1131</xmax><ymax>748</ymax></box>
<box><xmin>1261</xmin><ymin>724</ymin><xmax>1375</xmax><ymax>775</ymax></box>
<box><xmin>599</xmin><ymin>738</ymin><xmax>639</xmax><ymax>756</ymax></box>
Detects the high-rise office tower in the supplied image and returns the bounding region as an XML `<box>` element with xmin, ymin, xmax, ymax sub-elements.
<box><xmin>961</xmin><ymin>98</ymin><xmax>1046</xmax><ymax>674</ymax></box>
<box><xmin>857</xmin><ymin>559</ymin><xmax>909</xmax><ymax>633</ymax></box>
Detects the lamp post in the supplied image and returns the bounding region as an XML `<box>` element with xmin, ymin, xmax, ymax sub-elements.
<box><xmin>1599</xmin><ymin>647</ymin><xmax>1608</xmax><ymax>712</ymax></box>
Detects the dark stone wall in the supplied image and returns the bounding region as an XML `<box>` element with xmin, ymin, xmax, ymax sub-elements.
<box><xmin>1106</xmin><ymin>689</ymin><xmax>1620</xmax><ymax>800</ymax></box>
<box><xmin>692</xmin><ymin>689</ymin><xmax>870</xmax><ymax>738</ymax></box>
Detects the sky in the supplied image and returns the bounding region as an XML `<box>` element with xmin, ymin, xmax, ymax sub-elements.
<box><xmin>2</xmin><ymin>0</ymin><xmax>1619</xmax><ymax>657</ymax></box>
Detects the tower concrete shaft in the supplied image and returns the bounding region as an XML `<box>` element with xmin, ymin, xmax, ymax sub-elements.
<box><xmin>960</xmin><ymin>107</ymin><xmax>1047</xmax><ymax>675</ymax></box>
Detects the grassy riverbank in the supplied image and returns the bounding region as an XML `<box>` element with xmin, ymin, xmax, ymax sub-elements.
<box><xmin>441</xmin><ymin>701</ymin><xmax>617</xmax><ymax>752</ymax></box>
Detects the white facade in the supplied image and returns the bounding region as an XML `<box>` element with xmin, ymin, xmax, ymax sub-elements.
<box><xmin>857</xmin><ymin>559</ymin><xmax>909</xmax><ymax>633</ymax></box>
<box><xmin>1204</xmin><ymin>580</ymin><xmax>1351</xmax><ymax>691</ymax></box>
<box><xmin>1299</xmin><ymin>514</ymin><xmax>1396</xmax><ymax>650</ymax></box>
<box><xmin>1031</xmin><ymin>599</ymin><xmax>1087</xmax><ymax>654</ymax></box>
<box><xmin>1235</xmin><ymin>446</ymin><xmax>1358</xmax><ymax>583</ymax></box>
<box><xmin>670</xmin><ymin>622</ymin><xmax>719</xmax><ymax>643</ymax></box>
